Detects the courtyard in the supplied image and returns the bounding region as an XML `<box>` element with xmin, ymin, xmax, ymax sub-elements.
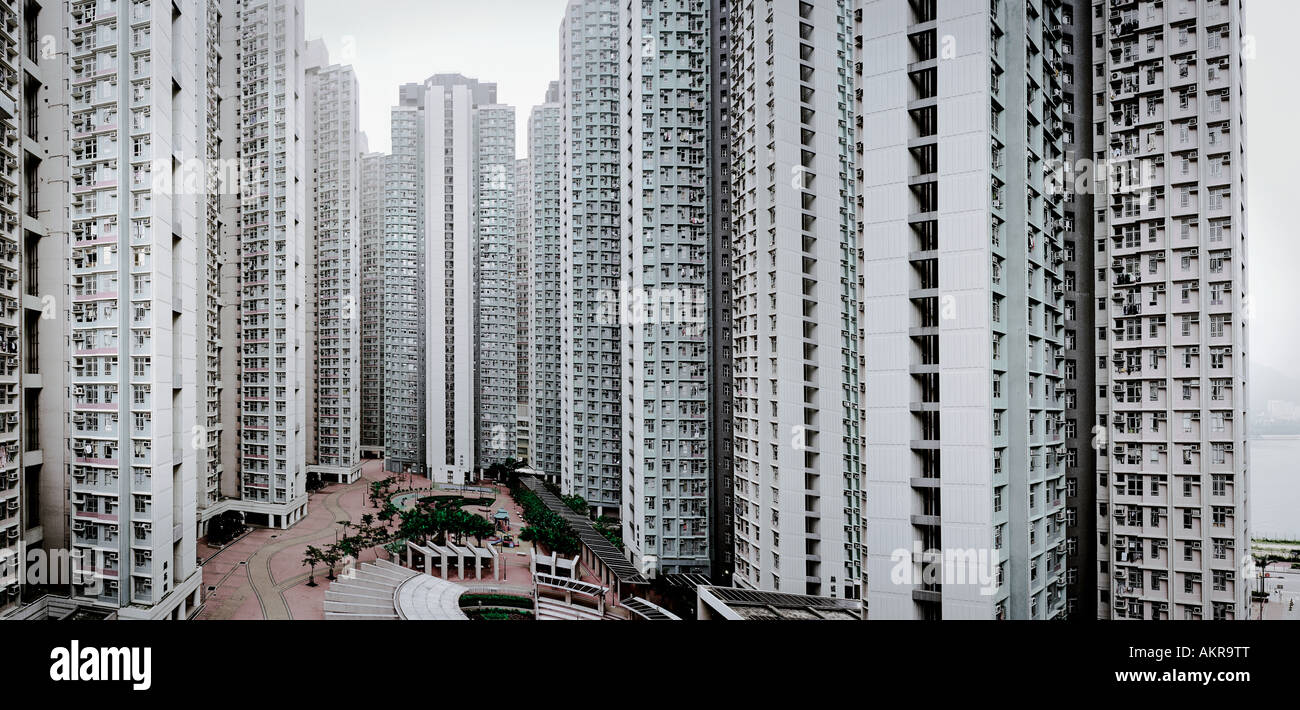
<box><xmin>195</xmin><ymin>459</ymin><xmax>536</xmax><ymax>620</ymax></box>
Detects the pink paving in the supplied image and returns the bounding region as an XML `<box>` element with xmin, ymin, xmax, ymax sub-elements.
<box><xmin>195</xmin><ymin>459</ymin><xmax>538</xmax><ymax>620</ymax></box>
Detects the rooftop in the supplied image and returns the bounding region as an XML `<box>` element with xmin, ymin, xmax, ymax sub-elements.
<box><xmin>518</xmin><ymin>475</ymin><xmax>647</xmax><ymax>585</ymax></box>
<box><xmin>697</xmin><ymin>586</ymin><xmax>863</xmax><ymax>621</ymax></box>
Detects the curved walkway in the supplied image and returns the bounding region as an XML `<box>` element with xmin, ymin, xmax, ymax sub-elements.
<box><xmin>196</xmin><ymin>459</ymin><xmax>410</xmax><ymax>620</ymax></box>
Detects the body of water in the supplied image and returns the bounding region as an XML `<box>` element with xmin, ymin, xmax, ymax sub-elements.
<box><xmin>1251</xmin><ymin>436</ymin><xmax>1300</xmax><ymax>541</ymax></box>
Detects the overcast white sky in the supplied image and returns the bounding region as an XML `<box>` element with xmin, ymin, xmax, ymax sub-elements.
<box><xmin>304</xmin><ymin>0</ymin><xmax>568</xmax><ymax>156</ymax></box>
<box><xmin>1240</xmin><ymin>0</ymin><xmax>1298</xmax><ymax>374</ymax></box>
<box><xmin>306</xmin><ymin>0</ymin><xmax>1297</xmax><ymax>374</ymax></box>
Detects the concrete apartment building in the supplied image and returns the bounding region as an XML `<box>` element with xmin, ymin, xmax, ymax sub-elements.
<box><xmin>304</xmin><ymin>48</ymin><xmax>362</xmax><ymax>485</ymax></box>
<box><xmin>0</xmin><ymin>0</ymin><xmax>40</xmax><ymax>617</ymax></box>
<box><xmin>197</xmin><ymin>0</ymin><xmax>226</xmax><ymax>532</ymax></box>
<box><xmin>707</xmin><ymin>0</ymin><xmax>735</xmax><ymax>587</ymax></box>
<box><xmin>359</xmin><ymin>151</ymin><xmax>386</xmax><ymax>459</ymax></box>
<box><xmin>559</xmin><ymin>0</ymin><xmax>623</xmax><ymax>512</ymax></box>
<box><xmin>558</xmin><ymin>0</ymin><xmax>733</xmax><ymax>580</ymax></box>
<box><xmin>382</xmin><ymin>94</ymin><xmax>424</xmax><ymax>475</ymax></box>
<box><xmin>515</xmin><ymin>157</ymin><xmax>531</xmax><ymax>463</ymax></box>
<box><xmin>858</xmin><ymin>0</ymin><xmax>1070</xmax><ymax>619</ymax></box>
<box><xmin>383</xmin><ymin>75</ymin><xmax>511</xmax><ymax>483</ymax></box>
<box><xmin>528</xmin><ymin>88</ymin><xmax>562</xmax><ymax>482</ymax></box>
<box><xmin>0</xmin><ymin>0</ymin><xmax>1251</xmax><ymax>625</ymax></box>
<box><xmin>0</xmin><ymin>0</ymin><xmax>322</xmax><ymax>621</ymax></box>
<box><xmin>474</xmin><ymin>103</ymin><xmax>518</xmax><ymax>469</ymax></box>
<box><xmin>617</xmin><ymin>0</ymin><xmax>717</xmax><ymax>576</ymax></box>
<box><xmin>727</xmin><ymin>0</ymin><xmax>863</xmax><ymax>599</ymax></box>
<box><xmin>222</xmin><ymin>0</ymin><xmax>310</xmax><ymax>528</ymax></box>
<box><xmin>1092</xmin><ymin>0</ymin><xmax>1251</xmax><ymax>621</ymax></box>
<box><xmin>59</xmin><ymin>0</ymin><xmax>230</xmax><ymax>618</ymax></box>
<box><xmin>1060</xmin><ymin>0</ymin><xmax>1098</xmax><ymax>620</ymax></box>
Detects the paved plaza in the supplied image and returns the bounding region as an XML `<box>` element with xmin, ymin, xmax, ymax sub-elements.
<box><xmin>196</xmin><ymin>459</ymin><xmax>536</xmax><ymax>620</ymax></box>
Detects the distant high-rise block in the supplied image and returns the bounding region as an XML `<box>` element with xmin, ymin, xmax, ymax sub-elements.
<box><xmin>360</xmin><ymin>152</ymin><xmax>388</xmax><ymax>458</ymax></box>
<box><xmin>474</xmin><ymin>103</ymin><xmax>519</xmax><ymax>469</ymax></box>
<box><xmin>515</xmin><ymin>157</ymin><xmax>533</xmax><ymax>464</ymax></box>
<box><xmin>528</xmin><ymin>92</ymin><xmax>562</xmax><ymax>483</ymax></box>
<box><xmin>305</xmin><ymin>53</ymin><xmax>363</xmax><ymax>485</ymax></box>
<box><xmin>382</xmin><ymin>75</ymin><xmax>514</xmax><ymax>483</ymax></box>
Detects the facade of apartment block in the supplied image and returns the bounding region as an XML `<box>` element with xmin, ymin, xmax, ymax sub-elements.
<box><xmin>560</xmin><ymin>0</ymin><xmax>623</xmax><ymax>512</ymax></box>
<box><xmin>383</xmin><ymin>75</ymin><xmax>503</xmax><ymax>484</ymax></box>
<box><xmin>618</xmin><ymin>0</ymin><xmax>716</xmax><ymax>575</ymax></box>
<box><xmin>859</xmin><ymin>0</ymin><xmax>1070</xmax><ymax>619</ymax></box>
<box><xmin>359</xmin><ymin>151</ymin><xmax>387</xmax><ymax>458</ymax></box>
<box><xmin>474</xmin><ymin>103</ymin><xmax>518</xmax><ymax>469</ymax></box>
<box><xmin>728</xmin><ymin>0</ymin><xmax>863</xmax><ymax>599</ymax></box>
<box><xmin>305</xmin><ymin>54</ymin><xmax>362</xmax><ymax>485</ymax></box>
<box><xmin>1092</xmin><ymin>0</ymin><xmax>1251</xmax><ymax>621</ymax></box>
<box><xmin>224</xmin><ymin>0</ymin><xmax>309</xmax><ymax>528</ymax></box>
<box><xmin>59</xmin><ymin>0</ymin><xmax>229</xmax><ymax>618</ymax></box>
<box><xmin>515</xmin><ymin>156</ymin><xmax>532</xmax><ymax>463</ymax></box>
<box><xmin>528</xmin><ymin>88</ymin><xmax>562</xmax><ymax>483</ymax></box>
<box><xmin>382</xmin><ymin>97</ymin><xmax>424</xmax><ymax>474</ymax></box>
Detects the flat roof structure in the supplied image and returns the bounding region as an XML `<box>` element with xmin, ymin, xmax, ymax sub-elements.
<box><xmin>518</xmin><ymin>476</ymin><xmax>648</xmax><ymax>592</ymax></box>
<box><xmin>620</xmin><ymin>596</ymin><xmax>681</xmax><ymax>621</ymax></box>
<box><xmin>696</xmin><ymin>586</ymin><xmax>863</xmax><ymax>621</ymax></box>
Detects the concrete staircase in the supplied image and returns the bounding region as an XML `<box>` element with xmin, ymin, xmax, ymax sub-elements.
<box><xmin>324</xmin><ymin>559</ymin><xmax>420</xmax><ymax>620</ymax></box>
<box><xmin>535</xmin><ymin>595</ymin><xmax>604</xmax><ymax>621</ymax></box>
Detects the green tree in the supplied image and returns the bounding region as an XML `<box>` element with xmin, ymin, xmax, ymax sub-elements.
<box><xmin>320</xmin><ymin>545</ymin><xmax>343</xmax><ymax>581</ymax></box>
<box><xmin>302</xmin><ymin>546</ymin><xmax>324</xmax><ymax>587</ymax></box>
